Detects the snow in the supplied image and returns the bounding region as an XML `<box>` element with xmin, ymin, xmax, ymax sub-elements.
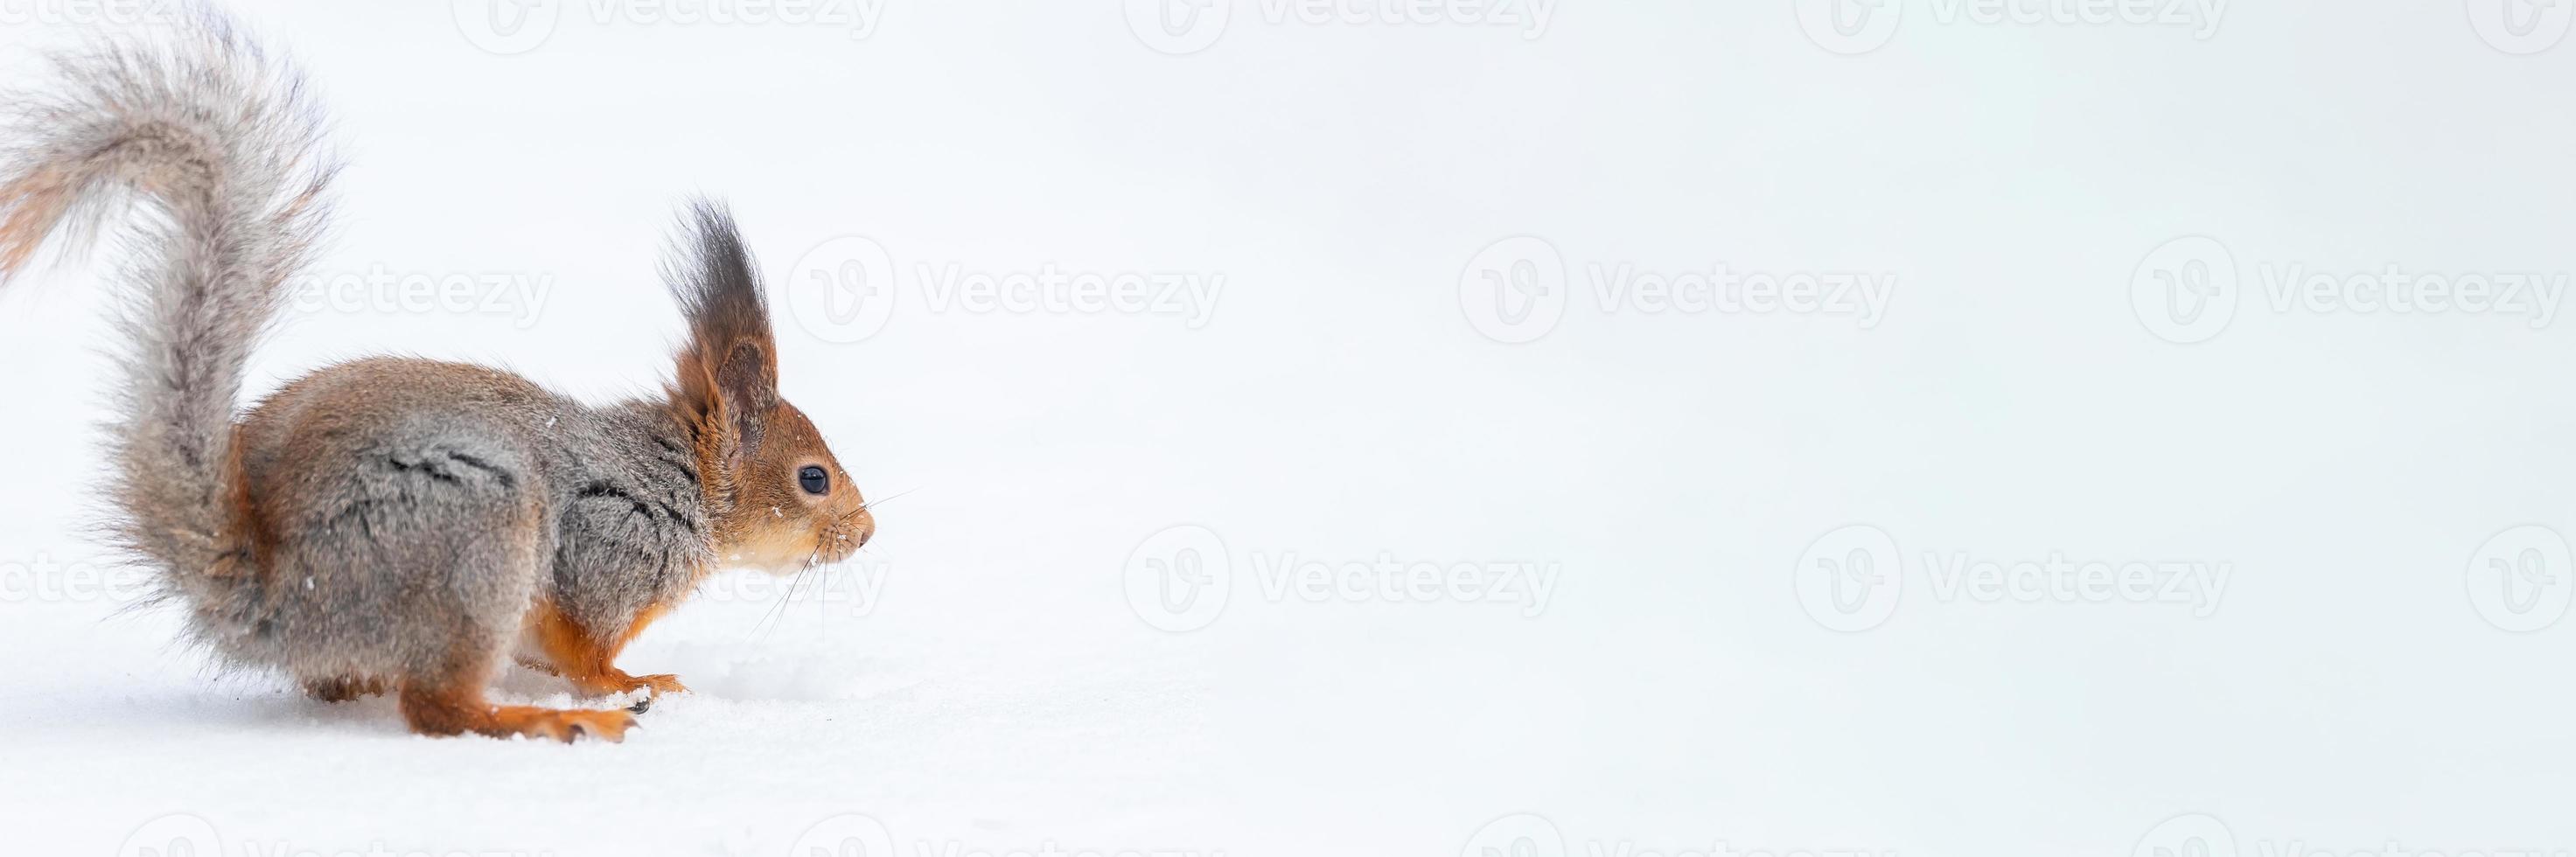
<box><xmin>4</xmin><ymin>2</ymin><xmax>2576</xmax><ymax>856</ymax></box>
<box><xmin>2</xmin><ymin>531</ymin><xmax>1221</xmax><ymax>856</ymax></box>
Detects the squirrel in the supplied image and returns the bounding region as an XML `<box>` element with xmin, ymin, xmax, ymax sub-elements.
<box><xmin>0</xmin><ymin>15</ymin><xmax>875</xmax><ymax>742</ymax></box>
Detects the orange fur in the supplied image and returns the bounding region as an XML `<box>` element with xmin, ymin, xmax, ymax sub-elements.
<box><xmin>527</xmin><ymin>598</ymin><xmax>688</xmax><ymax>698</ymax></box>
<box><xmin>210</xmin><ymin>423</ymin><xmax>269</xmax><ymax>578</ymax></box>
<box><xmin>401</xmin><ymin>674</ymin><xmax>636</xmax><ymax>742</ymax></box>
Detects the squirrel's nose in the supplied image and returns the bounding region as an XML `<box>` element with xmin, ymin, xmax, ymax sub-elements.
<box><xmin>850</xmin><ymin>511</ymin><xmax>876</xmax><ymax>549</ymax></box>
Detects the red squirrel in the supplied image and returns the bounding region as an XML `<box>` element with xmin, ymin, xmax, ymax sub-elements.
<box><xmin>0</xmin><ymin>14</ymin><xmax>875</xmax><ymax>742</ymax></box>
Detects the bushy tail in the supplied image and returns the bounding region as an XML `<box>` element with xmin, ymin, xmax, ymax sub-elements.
<box><xmin>0</xmin><ymin>14</ymin><xmax>339</xmax><ymax>586</ymax></box>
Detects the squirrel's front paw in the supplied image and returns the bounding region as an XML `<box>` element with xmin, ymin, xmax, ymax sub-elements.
<box><xmin>494</xmin><ymin>707</ymin><xmax>638</xmax><ymax>743</ymax></box>
<box><xmin>573</xmin><ymin>671</ymin><xmax>689</xmax><ymax>700</ymax></box>
<box><xmin>628</xmin><ymin>672</ymin><xmax>688</xmax><ymax>696</ymax></box>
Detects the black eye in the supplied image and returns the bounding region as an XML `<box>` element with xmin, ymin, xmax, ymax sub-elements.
<box><xmin>797</xmin><ymin>465</ymin><xmax>829</xmax><ymax>495</ymax></box>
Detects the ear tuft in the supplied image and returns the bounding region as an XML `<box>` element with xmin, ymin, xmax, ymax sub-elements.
<box><xmin>666</xmin><ymin>198</ymin><xmax>778</xmax><ymax>453</ymax></box>
<box><xmin>665</xmin><ymin>198</ymin><xmax>772</xmax><ymax>353</ymax></box>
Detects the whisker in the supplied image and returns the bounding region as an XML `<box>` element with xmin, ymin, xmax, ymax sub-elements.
<box><xmin>748</xmin><ymin>578</ymin><xmax>791</xmax><ymax>641</ymax></box>
<box><xmin>759</xmin><ymin>545</ymin><xmax>827</xmax><ymax>643</ymax></box>
<box><xmin>814</xmin><ymin>554</ymin><xmax>834</xmax><ymax>639</ymax></box>
<box><xmin>855</xmin><ymin>486</ymin><xmax>919</xmax><ymax>515</ymax></box>
<box><xmin>750</xmin><ymin>553</ymin><xmax>812</xmax><ymax>642</ymax></box>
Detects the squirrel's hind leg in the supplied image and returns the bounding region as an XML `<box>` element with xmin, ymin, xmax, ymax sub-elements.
<box><xmin>397</xmin><ymin>655</ymin><xmax>637</xmax><ymax>743</ymax></box>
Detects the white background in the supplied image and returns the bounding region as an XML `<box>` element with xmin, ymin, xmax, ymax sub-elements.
<box><xmin>3</xmin><ymin>1</ymin><xmax>2575</xmax><ymax>855</ymax></box>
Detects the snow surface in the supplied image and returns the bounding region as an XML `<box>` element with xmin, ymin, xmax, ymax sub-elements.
<box><xmin>6</xmin><ymin>3</ymin><xmax>2576</xmax><ymax>856</ymax></box>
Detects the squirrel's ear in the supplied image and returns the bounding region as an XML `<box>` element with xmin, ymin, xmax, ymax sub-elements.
<box><xmin>674</xmin><ymin>336</ymin><xmax>778</xmax><ymax>460</ymax></box>
<box><xmin>712</xmin><ymin>338</ymin><xmax>776</xmax><ymax>441</ymax></box>
<box><xmin>665</xmin><ymin>198</ymin><xmax>778</xmax><ymax>455</ymax></box>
